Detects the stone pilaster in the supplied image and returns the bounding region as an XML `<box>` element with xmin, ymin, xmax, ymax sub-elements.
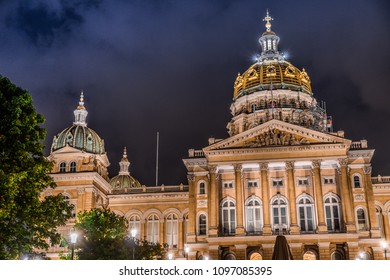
<box><xmin>187</xmin><ymin>174</ymin><xmax>197</xmax><ymax>242</ymax></box>
<box><xmin>286</xmin><ymin>161</ymin><xmax>299</xmax><ymax>234</ymax></box>
<box><xmin>260</xmin><ymin>162</ymin><xmax>272</xmax><ymax>235</ymax></box>
<box><xmin>208</xmin><ymin>166</ymin><xmax>218</xmax><ymax>237</ymax></box>
<box><xmin>363</xmin><ymin>166</ymin><xmax>381</xmax><ymax>237</ymax></box>
<box><xmin>234</xmin><ymin>164</ymin><xmax>245</xmax><ymax>235</ymax></box>
<box><xmin>312</xmin><ymin>160</ymin><xmax>327</xmax><ymax>233</ymax></box>
<box><xmin>339</xmin><ymin>158</ymin><xmax>356</xmax><ymax>233</ymax></box>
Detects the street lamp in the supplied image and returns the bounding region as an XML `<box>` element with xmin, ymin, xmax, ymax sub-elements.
<box><xmin>70</xmin><ymin>232</ymin><xmax>78</xmax><ymax>260</ymax></box>
<box><xmin>168</xmin><ymin>253</ymin><xmax>173</xmax><ymax>260</ymax></box>
<box><xmin>381</xmin><ymin>241</ymin><xmax>388</xmax><ymax>260</ymax></box>
<box><xmin>184</xmin><ymin>245</ymin><xmax>190</xmax><ymax>260</ymax></box>
<box><xmin>130</xmin><ymin>228</ymin><xmax>137</xmax><ymax>260</ymax></box>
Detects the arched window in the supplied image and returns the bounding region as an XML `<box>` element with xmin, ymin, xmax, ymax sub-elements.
<box><xmin>59</xmin><ymin>162</ymin><xmax>66</xmax><ymax>173</ymax></box>
<box><xmin>324</xmin><ymin>196</ymin><xmax>341</xmax><ymax>231</ymax></box>
<box><xmin>353</xmin><ymin>175</ymin><xmax>361</xmax><ymax>188</ymax></box>
<box><xmin>298</xmin><ymin>196</ymin><xmax>315</xmax><ymax>232</ymax></box>
<box><xmin>198</xmin><ymin>182</ymin><xmax>206</xmax><ymax>195</ymax></box>
<box><xmin>129</xmin><ymin>215</ymin><xmax>141</xmax><ymax>239</ymax></box>
<box><xmin>166</xmin><ymin>214</ymin><xmax>178</xmax><ymax>248</ymax></box>
<box><xmin>271</xmin><ymin>195</ymin><xmax>289</xmax><ymax>232</ymax></box>
<box><xmin>198</xmin><ymin>214</ymin><xmax>207</xmax><ymax>235</ymax></box>
<box><xmin>70</xmin><ymin>161</ymin><xmax>76</xmax><ymax>173</ymax></box>
<box><xmin>245</xmin><ymin>197</ymin><xmax>262</xmax><ymax>234</ymax></box>
<box><xmin>147</xmin><ymin>214</ymin><xmax>159</xmax><ymax>243</ymax></box>
<box><xmin>331</xmin><ymin>250</ymin><xmax>345</xmax><ymax>260</ymax></box>
<box><xmin>303</xmin><ymin>251</ymin><xmax>317</xmax><ymax>260</ymax></box>
<box><xmin>221</xmin><ymin>199</ymin><xmax>236</xmax><ymax>235</ymax></box>
<box><xmin>356</xmin><ymin>208</ymin><xmax>367</xmax><ymax>231</ymax></box>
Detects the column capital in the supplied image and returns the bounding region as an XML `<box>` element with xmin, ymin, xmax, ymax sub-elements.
<box><xmin>259</xmin><ymin>162</ymin><xmax>269</xmax><ymax>171</ymax></box>
<box><xmin>209</xmin><ymin>165</ymin><xmax>217</xmax><ymax>173</ymax></box>
<box><xmin>233</xmin><ymin>163</ymin><xmax>242</xmax><ymax>172</ymax></box>
<box><xmin>312</xmin><ymin>160</ymin><xmax>321</xmax><ymax>169</ymax></box>
<box><xmin>285</xmin><ymin>161</ymin><xmax>295</xmax><ymax>170</ymax></box>
<box><xmin>187</xmin><ymin>174</ymin><xmax>196</xmax><ymax>182</ymax></box>
<box><xmin>363</xmin><ymin>166</ymin><xmax>372</xmax><ymax>175</ymax></box>
<box><xmin>338</xmin><ymin>158</ymin><xmax>349</xmax><ymax>167</ymax></box>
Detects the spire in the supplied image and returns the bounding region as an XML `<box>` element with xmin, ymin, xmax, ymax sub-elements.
<box><xmin>263</xmin><ymin>9</ymin><xmax>273</xmax><ymax>32</ymax></box>
<box><xmin>119</xmin><ymin>146</ymin><xmax>130</xmax><ymax>175</ymax></box>
<box><xmin>73</xmin><ymin>91</ymin><xmax>88</xmax><ymax>126</ymax></box>
<box><xmin>258</xmin><ymin>10</ymin><xmax>282</xmax><ymax>62</ymax></box>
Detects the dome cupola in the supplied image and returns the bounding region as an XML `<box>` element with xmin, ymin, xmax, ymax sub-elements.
<box><xmin>109</xmin><ymin>147</ymin><xmax>141</xmax><ymax>190</ymax></box>
<box><xmin>227</xmin><ymin>11</ymin><xmax>329</xmax><ymax>136</ymax></box>
<box><xmin>51</xmin><ymin>92</ymin><xmax>106</xmax><ymax>154</ymax></box>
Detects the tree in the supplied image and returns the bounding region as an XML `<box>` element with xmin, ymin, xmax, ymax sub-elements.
<box><xmin>0</xmin><ymin>75</ymin><xmax>73</xmax><ymax>259</ymax></box>
<box><xmin>74</xmin><ymin>207</ymin><xmax>167</xmax><ymax>260</ymax></box>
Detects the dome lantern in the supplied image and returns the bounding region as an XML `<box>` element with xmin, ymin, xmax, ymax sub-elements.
<box><xmin>73</xmin><ymin>91</ymin><xmax>88</xmax><ymax>127</ymax></box>
<box><xmin>258</xmin><ymin>10</ymin><xmax>283</xmax><ymax>62</ymax></box>
<box><xmin>119</xmin><ymin>147</ymin><xmax>130</xmax><ymax>175</ymax></box>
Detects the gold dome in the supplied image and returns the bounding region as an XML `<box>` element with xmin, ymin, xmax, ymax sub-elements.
<box><xmin>233</xmin><ymin>61</ymin><xmax>312</xmax><ymax>99</ymax></box>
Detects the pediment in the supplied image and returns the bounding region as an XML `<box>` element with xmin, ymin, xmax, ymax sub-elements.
<box><xmin>50</xmin><ymin>145</ymin><xmax>84</xmax><ymax>155</ymax></box>
<box><xmin>204</xmin><ymin>119</ymin><xmax>351</xmax><ymax>151</ymax></box>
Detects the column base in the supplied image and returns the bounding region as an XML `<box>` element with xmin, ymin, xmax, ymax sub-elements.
<box><xmin>208</xmin><ymin>227</ymin><xmax>218</xmax><ymax>237</ymax></box>
<box><xmin>317</xmin><ymin>224</ymin><xmax>328</xmax><ymax>234</ymax></box>
<box><xmin>262</xmin><ymin>225</ymin><xmax>272</xmax><ymax>236</ymax></box>
<box><xmin>289</xmin><ymin>224</ymin><xmax>300</xmax><ymax>235</ymax></box>
<box><xmin>235</xmin><ymin>226</ymin><xmax>245</xmax><ymax>236</ymax></box>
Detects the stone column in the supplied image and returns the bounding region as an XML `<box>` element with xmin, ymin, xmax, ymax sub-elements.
<box><xmin>160</xmin><ymin>219</ymin><xmax>165</xmax><ymax>244</ymax></box>
<box><xmin>208</xmin><ymin>166</ymin><xmax>218</xmax><ymax>237</ymax></box>
<box><xmin>234</xmin><ymin>164</ymin><xmax>245</xmax><ymax>235</ymax></box>
<box><xmin>312</xmin><ymin>160</ymin><xmax>327</xmax><ymax>233</ymax></box>
<box><xmin>364</xmin><ymin>166</ymin><xmax>381</xmax><ymax>237</ymax></box>
<box><xmin>286</xmin><ymin>161</ymin><xmax>299</xmax><ymax>234</ymax></box>
<box><xmin>339</xmin><ymin>158</ymin><xmax>356</xmax><ymax>233</ymax></box>
<box><xmin>178</xmin><ymin>218</ymin><xmax>183</xmax><ymax>253</ymax></box>
<box><xmin>187</xmin><ymin>174</ymin><xmax>197</xmax><ymax>242</ymax></box>
<box><xmin>260</xmin><ymin>162</ymin><xmax>272</xmax><ymax>235</ymax></box>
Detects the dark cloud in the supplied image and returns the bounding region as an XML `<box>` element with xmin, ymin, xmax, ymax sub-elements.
<box><xmin>0</xmin><ymin>0</ymin><xmax>389</xmax><ymax>185</ymax></box>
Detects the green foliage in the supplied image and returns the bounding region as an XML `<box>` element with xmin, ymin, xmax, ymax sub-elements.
<box><xmin>74</xmin><ymin>207</ymin><xmax>167</xmax><ymax>260</ymax></box>
<box><xmin>0</xmin><ymin>75</ymin><xmax>73</xmax><ymax>259</ymax></box>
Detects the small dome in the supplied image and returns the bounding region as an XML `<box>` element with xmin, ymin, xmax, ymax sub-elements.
<box><xmin>109</xmin><ymin>147</ymin><xmax>141</xmax><ymax>189</ymax></box>
<box><xmin>51</xmin><ymin>124</ymin><xmax>105</xmax><ymax>154</ymax></box>
<box><xmin>233</xmin><ymin>61</ymin><xmax>312</xmax><ymax>99</ymax></box>
<box><xmin>110</xmin><ymin>174</ymin><xmax>141</xmax><ymax>189</ymax></box>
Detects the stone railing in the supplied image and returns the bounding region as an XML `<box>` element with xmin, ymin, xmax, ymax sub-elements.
<box><xmin>350</xmin><ymin>140</ymin><xmax>368</xmax><ymax>150</ymax></box>
<box><xmin>372</xmin><ymin>176</ymin><xmax>390</xmax><ymax>184</ymax></box>
<box><xmin>111</xmin><ymin>184</ymin><xmax>189</xmax><ymax>194</ymax></box>
<box><xmin>188</xmin><ymin>149</ymin><xmax>205</xmax><ymax>158</ymax></box>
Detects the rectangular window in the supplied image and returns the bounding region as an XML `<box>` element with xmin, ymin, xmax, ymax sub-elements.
<box><xmin>247</xmin><ymin>180</ymin><xmax>258</xmax><ymax>188</ymax></box>
<box><xmin>272</xmin><ymin>178</ymin><xmax>283</xmax><ymax>187</ymax></box>
<box><xmin>298</xmin><ymin>177</ymin><xmax>309</xmax><ymax>186</ymax></box>
<box><xmin>223</xmin><ymin>182</ymin><xmax>234</xmax><ymax>189</ymax></box>
<box><xmin>324</xmin><ymin>177</ymin><xmax>335</xmax><ymax>184</ymax></box>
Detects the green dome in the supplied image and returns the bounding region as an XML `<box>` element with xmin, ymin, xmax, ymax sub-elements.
<box><xmin>110</xmin><ymin>174</ymin><xmax>141</xmax><ymax>189</ymax></box>
<box><xmin>51</xmin><ymin>124</ymin><xmax>105</xmax><ymax>154</ymax></box>
<box><xmin>50</xmin><ymin>92</ymin><xmax>106</xmax><ymax>155</ymax></box>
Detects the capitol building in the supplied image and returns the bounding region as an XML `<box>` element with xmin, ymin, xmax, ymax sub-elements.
<box><xmin>44</xmin><ymin>12</ymin><xmax>390</xmax><ymax>260</ymax></box>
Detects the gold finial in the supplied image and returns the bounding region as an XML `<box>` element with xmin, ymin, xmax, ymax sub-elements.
<box><xmin>123</xmin><ymin>146</ymin><xmax>127</xmax><ymax>158</ymax></box>
<box><xmin>263</xmin><ymin>9</ymin><xmax>273</xmax><ymax>32</ymax></box>
<box><xmin>77</xmin><ymin>91</ymin><xmax>85</xmax><ymax>110</ymax></box>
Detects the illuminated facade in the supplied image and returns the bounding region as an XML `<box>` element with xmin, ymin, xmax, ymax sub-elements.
<box><xmin>44</xmin><ymin>12</ymin><xmax>390</xmax><ymax>260</ymax></box>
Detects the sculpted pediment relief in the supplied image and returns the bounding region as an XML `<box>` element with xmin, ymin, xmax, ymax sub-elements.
<box><xmin>244</xmin><ymin>128</ymin><xmax>310</xmax><ymax>147</ymax></box>
<box><xmin>204</xmin><ymin>119</ymin><xmax>350</xmax><ymax>151</ymax></box>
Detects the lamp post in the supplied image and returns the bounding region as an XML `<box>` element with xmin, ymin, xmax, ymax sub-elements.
<box><xmin>168</xmin><ymin>253</ymin><xmax>173</xmax><ymax>260</ymax></box>
<box><xmin>382</xmin><ymin>241</ymin><xmax>388</xmax><ymax>260</ymax></box>
<box><xmin>184</xmin><ymin>245</ymin><xmax>190</xmax><ymax>260</ymax></box>
<box><xmin>130</xmin><ymin>229</ymin><xmax>137</xmax><ymax>260</ymax></box>
<box><xmin>70</xmin><ymin>232</ymin><xmax>78</xmax><ymax>260</ymax></box>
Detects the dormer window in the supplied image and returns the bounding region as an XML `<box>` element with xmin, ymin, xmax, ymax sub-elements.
<box><xmin>70</xmin><ymin>161</ymin><xmax>76</xmax><ymax>173</ymax></box>
<box><xmin>59</xmin><ymin>162</ymin><xmax>66</xmax><ymax>173</ymax></box>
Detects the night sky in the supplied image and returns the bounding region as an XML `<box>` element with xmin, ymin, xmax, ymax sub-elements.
<box><xmin>1</xmin><ymin>0</ymin><xmax>389</xmax><ymax>186</ymax></box>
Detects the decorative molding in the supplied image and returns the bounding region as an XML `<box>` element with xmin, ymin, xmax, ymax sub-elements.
<box><xmin>187</xmin><ymin>174</ymin><xmax>196</xmax><ymax>182</ymax></box>
<box><xmin>197</xmin><ymin>200</ymin><xmax>207</xmax><ymax>208</ymax></box>
<box><xmin>209</xmin><ymin>165</ymin><xmax>217</xmax><ymax>173</ymax></box>
<box><xmin>259</xmin><ymin>162</ymin><xmax>269</xmax><ymax>171</ymax></box>
<box><xmin>312</xmin><ymin>160</ymin><xmax>321</xmax><ymax>169</ymax></box>
<box><xmin>285</xmin><ymin>161</ymin><xmax>294</xmax><ymax>170</ymax></box>
<box><xmin>363</xmin><ymin>166</ymin><xmax>372</xmax><ymax>175</ymax></box>
<box><xmin>338</xmin><ymin>158</ymin><xmax>349</xmax><ymax>167</ymax></box>
<box><xmin>354</xmin><ymin>194</ymin><xmax>365</xmax><ymax>202</ymax></box>
<box><xmin>233</xmin><ymin>164</ymin><xmax>242</xmax><ymax>172</ymax></box>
